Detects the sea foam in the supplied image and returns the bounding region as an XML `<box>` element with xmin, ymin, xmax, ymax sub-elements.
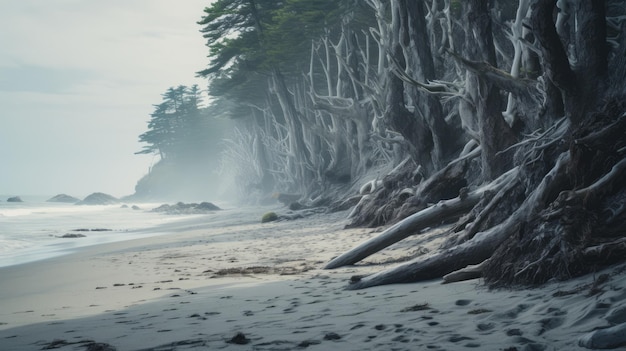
<box><xmin>0</xmin><ymin>198</ymin><xmax>195</xmax><ymax>268</ymax></box>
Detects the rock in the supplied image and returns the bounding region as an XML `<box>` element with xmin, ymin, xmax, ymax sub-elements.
<box><xmin>197</xmin><ymin>202</ymin><xmax>221</xmax><ymax>211</ymax></box>
<box><xmin>227</xmin><ymin>332</ymin><xmax>250</xmax><ymax>345</ymax></box>
<box><xmin>7</xmin><ymin>196</ymin><xmax>23</xmax><ymax>202</ymax></box>
<box><xmin>131</xmin><ymin>205</ymin><xmax>141</xmax><ymax>210</ymax></box>
<box><xmin>152</xmin><ymin>204</ymin><xmax>171</xmax><ymax>212</ymax></box>
<box><xmin>77</xmin><ymin>192</ymin><xmax>119</xmax><ymax>205</ymax></box>
<box><xmin>150</xmin><ymin>202</ymin><xmax>221</xmax><ymax>214</ymax></box>
<box><xmin>60</xmin><ymin>233</ymin><xmax>86</xmax><ymax>238</ymax></box>
<box><xmin>120</xmin><ymin>204</ymin><xmax>129</xmax><ymax>208</ymax></box>
<box><xmin>47</xmin><ymin>194</ymin><xmax>80</xmax><ymax>203</ymax></box>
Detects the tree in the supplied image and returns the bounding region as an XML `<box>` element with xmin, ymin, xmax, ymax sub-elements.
<box><xmin>134</xmin><ymin>85</ymin><xmax>232</xmax><ymax>200</ymax></box>
<box><xmin>194</xmin><ymin>0</ymin><xmax>626</xmax><ymax>290</ymax></box>
<box><xmin>136</xmin><ymin>85</ymin><xmax>205</xmax><ymax>160</ymax></box>
<box><xmin>198</xmin><ymin>0</ymin><xmax>356</xmax><ymax>197</ymax></box>
<box><xmin>327</xmin><ymin>0</ymin><xmax>626</xmax><ymax>290</ymax></box>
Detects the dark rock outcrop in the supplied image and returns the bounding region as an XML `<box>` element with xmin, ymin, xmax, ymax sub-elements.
<box><xmin>47</xmin><ymin>194</ymin><xmax>80</xmax><ymax>203</ymax></box>
<box><xmin>227</xmin><ymin>332</ymin><xmax>250</xmax><ymax>345</ymax></box>
<box><xmin>151</xmin><ymin>202</ymin><xmax>221</xmax><ymax>214</ymax></box>
<box><xmin>7</xmin><ymin>196</ymin><xmax>23</xmax><ymax>202</ymax></box>
<box><xmin>76</xmin><ymin>192</ymin><xmax>119</xmax><ymax>205</ymax></box>
<box><xmin>59</xmin><ymin>233</ymin><xmax>86</xmax><ymax>238</ymax></box>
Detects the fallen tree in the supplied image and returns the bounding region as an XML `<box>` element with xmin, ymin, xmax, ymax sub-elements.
<box><xmin>325</xmin><ymin>165</ymin><xmax>517</xmax><ymax>269</ymax></box>
<box><xmin>346</xmin><ymin>147</ymin><xmax>571</xmax><ymax>289</ymax></box>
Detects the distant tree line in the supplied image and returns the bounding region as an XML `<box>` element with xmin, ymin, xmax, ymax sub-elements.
<box><xmin>134</xmin><ymin>84</ymin><xmax>233</xmax><ymax>200</ymax></box>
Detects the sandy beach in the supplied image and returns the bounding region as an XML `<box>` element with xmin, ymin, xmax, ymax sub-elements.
<box><xmin>1</xmin><ymin>206</ymin><xmax>625</xmax><ymax>350</ymax></box>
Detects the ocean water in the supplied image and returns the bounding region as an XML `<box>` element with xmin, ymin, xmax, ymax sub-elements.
<box><xmin>0</xmin><ymin>196</ymin><xmax>198</xmax><ymax>268</ymax></box>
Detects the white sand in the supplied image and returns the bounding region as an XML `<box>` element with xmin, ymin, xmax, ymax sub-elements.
<box><xmin>1</xmin><ymin>206</ymin><xmax>625</xmax><ymax>350</ymax></box>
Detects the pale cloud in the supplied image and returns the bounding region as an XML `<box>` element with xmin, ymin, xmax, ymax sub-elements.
<box><xmin>0</xmin><ymin>0</ymin><xmax>212</xmax><ymax>198</ymax></box>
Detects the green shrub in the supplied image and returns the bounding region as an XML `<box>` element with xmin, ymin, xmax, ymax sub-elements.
<box><xmin>261</xmin><ymin>212</ymin><xmax>278</xmax><ymax>223</ymax></box>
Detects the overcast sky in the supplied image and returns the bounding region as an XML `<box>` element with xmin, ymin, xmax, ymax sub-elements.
<box><xmin>0</xmin><ymin>0</ymin><xmax>211</xmax><ymax>198</ymax></box>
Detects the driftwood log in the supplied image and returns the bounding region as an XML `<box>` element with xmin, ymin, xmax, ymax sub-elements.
<box><xmin>345</xmin><ymin>153</ymin><xmax>570</xmax><ymax>290</ymax></box>
<box><xmin>325</xmin><ymin>166</ymin><xmax>516</xmax><ymax>269</ymax></box>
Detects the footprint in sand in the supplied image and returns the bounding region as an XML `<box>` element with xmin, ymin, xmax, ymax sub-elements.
<box><xmin>392</xmin><ymin>335</ymin><xmax>411</xmax><ymax>343</ymax></box>
<box><xmin>496</xmin><ymin>303</ymin><xmax>533</xmax><ymax>319</ymax></box>
<box><xmin>476</xmin><ymin>322</ymin><xmax>495</xmax><ymax>332</ymax></box>
<box><xmin>323</xmin><ymin>332</ymin><xmax>341</xmax><ymax>341</ymax></box>
<box><xmin>537</xmin><ymin>316</ymin><xmax>565</xmax><ymax>335</ymax></box>
<box><xmin>298</xmin><ymin>340</ymin><xmax>322</xmax><ymax>347</ymax></box>
<box><xmin>506</xmin><ymin>328</ymin><xmax>523</xmax><ymax>336</ymax></box>
<box><xmin>350</xmin><ymin>323</ymin><xmax>366</xmax><ymax>330</ymax></box>
<box><xmin>448</xmin><ymin>334</ymin><xmax>474</xmax><ymax>343</ymax></box>
<box><xmin>374</xmin><ymin>324</ymin><xmax>387</xmax><ymax>331</ymax></box>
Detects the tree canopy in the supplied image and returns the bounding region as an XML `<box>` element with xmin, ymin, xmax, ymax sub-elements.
<box><xmin>136</xmin><ymin>85</ymin><xmax>206</xmax><ymax>160</ymax></box>
<box><xmin>134</xmin><ymin>84</ymin><xmax>234</xmax><ymax>200</ymax></box>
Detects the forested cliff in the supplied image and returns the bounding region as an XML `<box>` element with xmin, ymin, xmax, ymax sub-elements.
<box><xmin>140</xmin><ymin>0</ymin><xmax>626</xmax><ymax>288</ymax></box>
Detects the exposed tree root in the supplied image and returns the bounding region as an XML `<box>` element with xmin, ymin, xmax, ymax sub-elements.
<box><xmin>345</xmin><ymin>153</ymin><xmax>570</xmax><ymax>289</ymax></box>
<box><xmin>484</xmin><ymin>110</ymin><xmax>626</xmax><ymax>287</ymax></box>
<box><xmin>345</xmin><ymin>158</ymin><xmax>419</xmax><ymax>228</ymax></box>
<box><xmin>325</xmin><ymin>167</ymin><xmax>517</xmax><ymax>269</ymax></box>
<box><xmin>347</xmin><ymin>147</ymin><xmax>480</xmax><ymax>228</ymax></box>
<box><xmin>336</xmin><ymin>94</ymin><xmax>626</xmax><ymax>289</ymax></box>
<box><xmin>442</xmin><ymin>260</ymin><xmax>487</xmax><ymax>284</ymax></box>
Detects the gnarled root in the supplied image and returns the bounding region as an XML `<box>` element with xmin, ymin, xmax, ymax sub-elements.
<box><xmin>345</xmin><ymin>153</ymin><xmax>570</xmax><ymax>289</ymax></box>
<box><xmin>325</xmin><ymin>167</ymin><xmax>517</xmax><ymax>269</ymax></box>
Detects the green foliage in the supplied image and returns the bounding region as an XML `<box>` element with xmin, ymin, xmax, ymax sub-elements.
<box><xmin>197</xmin><ymin>0</ymin><xmax>350</xmax><ymax>105</ymax></box>
<box><xmin>136</xmin><ymin>85</ymin><xmax>223</xmax><ymax>161</ymax></box>
<box><xmin>264</xmin><ymin>0</ymin><xmax>346</xmax><ymax>73</ymax></box>
<box><xmin>261</xmin><ymin>211</ymin><xmax>278</xmax><ymax>223</ymax></box>
<box><xmin>450</xmin><ymin>0</ymin><xmax>462</xmax><ymax>17</ymax></box>
<box><xmin>197</xmin><ymin>0</ymin><xmax>279</xmax><ymax>78</ymax></box>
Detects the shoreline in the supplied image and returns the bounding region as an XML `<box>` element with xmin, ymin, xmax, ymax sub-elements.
<box><xmin>1</xmin><ymin>207</ymin><xmax>624</xmax><ymax>350</ymax></box>
<box><xmin>0</xmin><ymin>202</ymin><xmax>255</xmax><ymax>269</ymax></box>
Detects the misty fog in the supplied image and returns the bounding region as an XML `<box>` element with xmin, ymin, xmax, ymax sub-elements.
<box><xmin>0</xmin><ymin>1</ymin><xmax>208</xmax><ymax>198</ymax></box>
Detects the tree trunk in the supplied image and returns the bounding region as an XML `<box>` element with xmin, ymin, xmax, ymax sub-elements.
<box><xmin>530</xmin><ymin>0</ymin><xmax>608</xmax><ymax>125</ymax></box>
<box><xmin>464</xmin><ymin>0</ymin><xmax>517</xmax><ymax>179</ymax></box>
<box><xmin>272</xmin><ymin>68</ymin><xmax>313</xmax><ymax>193</ymax></box>
<box><xmin>386</xmin><ymin>2</ymin><xmax>423</xmax><ymax>163</ymax></box>
<box><xmin>400</xmin><ymin>0</ymin><xmax>456</xmax><ymax>168</ymax></box>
